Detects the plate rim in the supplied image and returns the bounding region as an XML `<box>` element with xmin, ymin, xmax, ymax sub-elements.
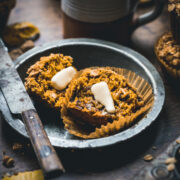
<box><xmin>9</xmin><ymin>38</ymin><xmax>165</xmax><ymax>149</ymax></box>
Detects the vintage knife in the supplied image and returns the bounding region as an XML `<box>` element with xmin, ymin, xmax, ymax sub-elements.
<box><xmin>0</xmin><ymin>38</ymin><xmax>65</xmax><ymax>178</ymax></box>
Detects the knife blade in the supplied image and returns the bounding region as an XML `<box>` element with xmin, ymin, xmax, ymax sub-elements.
<box><xmin>0</xmin><ymin>39</ymin><xmax>34</xmax><ymax>114</ymax></box>
<box><xmin>0</xmin><ymin>38</ymin><xmax>65</xmax><ymax>178</ymax></box>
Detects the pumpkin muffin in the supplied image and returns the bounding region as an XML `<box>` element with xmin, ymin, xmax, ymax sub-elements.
<box><xmin>168</xmin><ymin>0</ymin><xmax>180</xmax><ymax>16</ymax></box>
<box><xmin>62</xmin><ymin>67</ymin><xmax>152</xmax><ymax>139</ymax></box>
<box><xmin>3</xmin><ymin>22</ymin><xmax>40</xmax><ymax>46</ymax></box>
<box><xmin>25</xmin><ymin>53</ymin><xmax>74</xmax><ymax>110</ymax></box>
<box><xmin>155</xmin><ymin>32</ymin><xmax>180</xmax><ymax>79</ymax></box>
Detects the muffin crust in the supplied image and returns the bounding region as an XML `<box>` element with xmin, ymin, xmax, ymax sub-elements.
<box><xmin>156</xmin><ymin>32</ymin><xmax>180</xmax><ymax>69</ymax></box>
<box><xmin>25</xmin><ymin>53</ymin><xmax>73</xmax><ymax>109</ymax></box>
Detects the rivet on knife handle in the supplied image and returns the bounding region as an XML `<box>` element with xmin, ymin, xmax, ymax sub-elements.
<box><xmin>22</xmin><ymin>109</ymin><xmax>65</xmax><ymax>177</ymax></box>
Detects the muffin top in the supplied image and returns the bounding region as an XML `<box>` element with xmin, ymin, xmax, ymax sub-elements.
<box><xmin>25</xmin><ymin>53</ymin><xmax>74</xmax><ymax>109</ymax></box>
<box><xmin>156</xmin><ymin>32</ymin><xmax>180</xmax><ymax>69</ymax></box>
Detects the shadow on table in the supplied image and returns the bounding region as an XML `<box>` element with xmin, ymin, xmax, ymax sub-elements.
<box><xmin>57</xmin><ymin>120</ymin><xmax>161</xmax><ymax>173</ymax></box>
<box><xmin>3</xmin><ymin>74</ymin><xmax>180</xmax><ymax>174</ymax></box>
<box><xmin>1</xmin><ymin>110</ymin><xmax>163</xmax><ymax>174</ymax></box>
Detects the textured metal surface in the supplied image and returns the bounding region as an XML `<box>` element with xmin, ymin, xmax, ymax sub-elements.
<box><xmin>0</xmin><ymin>38</ymin><xmax>165</xmax><ymax>149</ymax></box>
<box><xmin>134</xmin><ymin>137</ymin><xmax>180</xmax><ymax>180</ymax></box>
<box><xmin>0</xmin><ymin>38</ymin><xmax>34</xmax><ymax>114</ymax></box>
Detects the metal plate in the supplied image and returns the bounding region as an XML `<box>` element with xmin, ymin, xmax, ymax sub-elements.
<box><xmin>0</xmin><ymin>38</ymin><xmax>165</xmax><ymax>149</ymax></box>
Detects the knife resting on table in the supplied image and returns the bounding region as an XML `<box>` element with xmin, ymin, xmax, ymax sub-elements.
<box><xmin>0</xmin><ymin>38</ymin><xmax>65</xmax><ymax>178</ymax></box>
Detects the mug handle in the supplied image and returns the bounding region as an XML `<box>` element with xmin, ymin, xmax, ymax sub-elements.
<box><xmin>132</xmin><ymin>0</ymin><xmax>165</xmax><ymax>31</ymax></box>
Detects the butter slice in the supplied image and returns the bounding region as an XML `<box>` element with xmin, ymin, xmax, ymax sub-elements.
<box><xmin>51</xmin><ymin>66</ymin><xmax>76</xmax><ymax>90</ymax></box>
<box><xmin>91</xmin><ymin>82</ymin><xmax>115</xmax><ymax>113</ymax></box>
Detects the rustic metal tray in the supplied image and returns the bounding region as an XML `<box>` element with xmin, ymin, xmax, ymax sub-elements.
<box><xmin>0</xmin><ymin>38</ymin><xmax>165</xmax><ymax>149</ymax></box>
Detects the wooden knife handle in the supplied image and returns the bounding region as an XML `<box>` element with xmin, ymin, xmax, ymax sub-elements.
<box><xmin>22</xmin><ymin>109</ymin><xmax>65</xmax><ymax>178</ymax></box>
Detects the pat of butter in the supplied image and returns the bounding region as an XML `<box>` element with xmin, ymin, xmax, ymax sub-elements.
<box><xmin>91</xmin><ymin>82</ymin><xmax>115</xmax><ymax>113</ymax></box>
<box><xmin>51</xmin><ymin>66</ymin><xmax>76</xmax><ymax>90</ymax></box>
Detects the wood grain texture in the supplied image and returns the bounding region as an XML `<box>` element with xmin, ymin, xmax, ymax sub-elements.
<box><xmin>1</xmin><ymin>1</ymin><xmax>180</xmax><ymax>180</ymax></box>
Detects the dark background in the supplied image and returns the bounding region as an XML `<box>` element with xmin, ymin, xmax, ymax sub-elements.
<box><xmin>1</xmin><ymin>0</ymin><xmax>180</xmax><ymax>180</ymax></box>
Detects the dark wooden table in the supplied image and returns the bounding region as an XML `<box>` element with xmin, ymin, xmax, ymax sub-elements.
<box><xmin>1</xmin><ymin>0</ymin><xmax>180</xmax><ymax>180</ymax></box>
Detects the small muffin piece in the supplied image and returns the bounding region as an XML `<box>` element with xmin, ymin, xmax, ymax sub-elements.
<box><xmin>25</xmin><ymin>53</ymin><xmax>74</xmax><ymax>110</ymax></box>
<box><xmin>2</xmin><ymin>22</ymin><xmax>40</xmax><ymax>46</ymax></box>
<box><xmin>155</xmin><ymin>32</ymin><xmax>180</xmax><ymax>78</ymax></box>
<box><xmin>63</xmin><ymin>68</ymin><xmax>144</xmax><ymax>127</ymax></box>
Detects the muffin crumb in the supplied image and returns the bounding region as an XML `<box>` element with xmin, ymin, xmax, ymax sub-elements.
<box><xmin>20</xmin><ymin>40</ymin><xmax>34</xmax><ymax>52</ymax></box>
<box><xmin>12</xmin><ymin>143</ymin><xmax>23</xmax><ymax>152</ymax></box>
<box><xmin>2</xmin><ymin>154</ymin><xmax>15</xmax><ymax>168</ymax></box>
<box><xmin>165</xmin><ymin>157</ymin><xmax>177</xmax><ymax>164</ymax></box>
<box><xmin>167</xmin><ymin>163</ymin><xmax>175</xmax><ymax>171</ymax></box>
<box><xmin>144</xmin><ymin>154</ymin><xmax>153</xmax><ymax>161</ymax></box>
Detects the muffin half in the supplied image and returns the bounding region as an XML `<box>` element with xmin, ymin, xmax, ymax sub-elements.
<box><xmin>62</xmin><ymin>67</ymin><xmax>153</xmax><ymax>139</ymax></box>
<box><xmin>25</xmin><ymin>53</ymin><xmax>75</xmax><ymax>110</ymax></box>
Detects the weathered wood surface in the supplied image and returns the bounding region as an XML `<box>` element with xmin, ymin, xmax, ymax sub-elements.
<box><xmin>1</xmin><ymin>0</ymin><xmax>180</xmax><ymax>180</ymax></box>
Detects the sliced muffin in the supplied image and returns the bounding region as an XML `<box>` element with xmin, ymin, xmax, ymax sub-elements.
<box><xmin>25</xmin><ymin>53</ymin><xmax>75</xmax><ymax>110</ymax></box>
<box><xmin>62</xmin><ymin>67</ymin><xmax>153</xmax><ymax>139</ymax></box>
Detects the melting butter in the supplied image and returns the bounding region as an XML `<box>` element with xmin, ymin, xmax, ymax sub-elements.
<box><xmin>91</xmin><ymin>81</ymin><xmax>115</xmax><ymax>113</ymax></box>
<box><xmin>51</xmin><ymin>66</ymin><xmax>76</xmax><ymax>90</ymax></box>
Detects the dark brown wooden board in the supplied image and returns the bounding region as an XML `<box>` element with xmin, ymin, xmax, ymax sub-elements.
<box><xmin>1</xmin><ymin>1</ymin><xmax>180</xmax><ymax>180</ymax></box>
